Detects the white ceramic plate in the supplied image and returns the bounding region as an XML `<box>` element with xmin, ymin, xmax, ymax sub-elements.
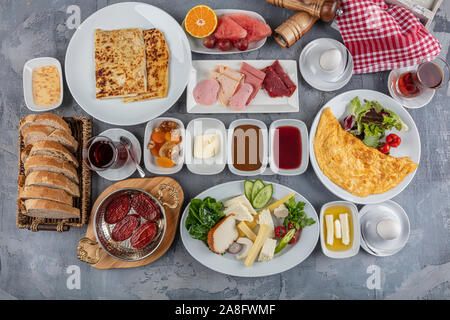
<box><xmin>65</xmin><ymin>2</ymin><xmax>192</xmax><ymax>126</ymax></box>
<box><xmin>184</xmin><ymin>9</ymin><xmax>268</xmax><ymax>55</ymax></box>
<box><xmin>309</xmin><ymin>89</ymin><xmax>421</xmax><ymax>204</ymax></box>
<box><xmin>186</xmin><ymin>118</ymin><xmax>227</xmax><ymax>175</ymax></box>
<box><xmin>23</xmin><ymin>57</ymin><xmax>64</xmax><ymax>112</ymax></box>
<box><xmin>187</xmin><ymin>60</ymin><xmax>299</xmax><ymax>113</ymax></box>
<box><xmin>269</xmin><ymin>119</ymin><xmax>309</xmax><ymax>176</ymax></box>
<box><xmin>180</xmin><ymin>180</ymin><xmax>320</xmax><ymax>277</ymax></box>
<box><xmin>96</xmin><ymin>128</ymin><xmax>142</xmax><ymax>181</ymax></box>
<box><xmin>143</xmin><ymin>117</ymin><xmax>185</xmax><ymax>175</ymax></box>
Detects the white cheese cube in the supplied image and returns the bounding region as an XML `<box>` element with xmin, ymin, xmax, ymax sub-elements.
<box><xmin>273</xmin><ymin>204</ymin><xmax>289</xmax><ymax>219</ymax></box>
<box><xmin>334</xmin><ymin>219</ymin><xmax>342</xmax><ymax>239</ymax></box>
<box><xmin>258</xmin><ymin>238</ymin><xmax>277</xmax><ymax>262</ymax></box>
<box><xmin>224</xmin><ymin>195</ymin><xmax>257</xmax><ymax>216</ymax></box>
<box><xmin>223</xmin><ymin>203</ymin><xmax>253</xmax><ymax>222</ymax></box>
<box><xmin>258</xmin><ymin>209</ymin><xmax>275</xmax><ymax>238</ymax></box>
<box><xmin>339</xmin><ymin>213</ymin><xmax>350</xmax><ymax>245</ymax></box>
<box><xmin>325</xmin><ymin>214</ymin><xmax>334</xmax><ymax>246</ymax></box>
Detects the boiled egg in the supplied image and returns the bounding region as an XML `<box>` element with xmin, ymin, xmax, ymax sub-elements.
<box><xmin>319</xmin><ymin>48</ymin><xmax>342</xmax><ymax>72</ymax></box>
<box><xmin>376</xmin><ymin>218</ymin><xmax>401</xmax><ymax>240</ymax></box>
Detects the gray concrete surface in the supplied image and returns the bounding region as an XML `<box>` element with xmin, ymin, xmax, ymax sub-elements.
<box><xmin>0</xmin><ymin>0</ymin><xmax>449</xmax><ymax>300</ymax></box>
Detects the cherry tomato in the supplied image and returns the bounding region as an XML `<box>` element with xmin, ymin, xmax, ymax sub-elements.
<box><xmin>289</xmin><ymin>233</ymin><xmax>297</xmax><ymax>244</ymax></box>
<box><xmin>386</xmin><ymin>133</ymin><xmax>401</xmax><ymax>148</ymax></box>
<box><xmin>287</xmin><ymin>222</ymin><xmax>297</xmax><ymax>231</ymax></box>
<box><xmin>275</xmin><ymin>226</ymin><xmax>286</xmax><ymax>238</ymax></box>
<box><xmin>378</xmin><ymin>143</ymin><xmax>390</xmax><ymax>154</ymax></box>
<box><xmin>233</xmin><ymin>38</ymin><xmax>249</xmax><ymax>51</ymax></box>
<box><xmin>202</xmin><ymin>35</ymin><xmax>216</xmax><ymax>49</ymax></box>
<box><xmin>216</xmin><ymin>39</ymin><xmax>232</xmax><ymax>51</ymax></box>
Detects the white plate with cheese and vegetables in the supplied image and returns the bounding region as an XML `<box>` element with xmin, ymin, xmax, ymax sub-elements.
<box><xmin>180</xmin><ymin>180</ymin><xmax>319</xmax><ymax>277</ymax></box>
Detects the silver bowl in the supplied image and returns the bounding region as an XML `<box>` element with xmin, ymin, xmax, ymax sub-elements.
<box><xmin>93</xmin><ymin>188</ymin><xmax>166</xmax><ymax>262</ymax></box>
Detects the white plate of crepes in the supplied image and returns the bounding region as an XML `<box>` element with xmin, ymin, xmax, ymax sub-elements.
<box><xmin>187</xmin><ymin>60</ymin><xmax>299</xmax><ymax>113</ymax></box>
<box><xmin>65</xmin><ymin>2</ymin><xmax>191</xmax><ymax>126</ymax></box>
<box><xmin>309</xmin><ymin>90</ymin><xmax>421</xmax><ymax>205</ymax></box>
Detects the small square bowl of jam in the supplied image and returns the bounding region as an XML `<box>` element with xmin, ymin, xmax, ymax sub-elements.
<box><xmin>23</xmin><ymin>57</ymin><xmax>64</xmax><ymax>112</ymax></box>
<box><xmin>227</xmin><ymin>119</ymin><xmax>268</xmax><ymax>176</ymax></box>
<box><xmin>269</xmin><ymin>119</ymin><xmax>309</xmax><ymax>176</ymax></box>
<box><xmin>319</xmin><ymin>201</ymin><xmax>360</xmax><ymax>259</ymax></box>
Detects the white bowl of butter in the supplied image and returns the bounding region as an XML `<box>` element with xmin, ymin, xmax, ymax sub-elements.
<box><xmin>23</xmin><ymin>57</ymin><xmax>63</xmax><ymax>112</ymax></box>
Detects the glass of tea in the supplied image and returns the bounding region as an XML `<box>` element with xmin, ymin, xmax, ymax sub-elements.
<box><xmin>395</xmin><ymin>57</ymin><xmax>449</xmax><ymax>98</ymax></box>
<box><xmin>83</xmin><ymin>136</ymin><xmax>128</xmax><ymax>171</ymax></box>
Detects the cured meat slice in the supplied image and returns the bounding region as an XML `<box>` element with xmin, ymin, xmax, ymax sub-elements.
<box><xmin>211</xmin><ymin>66</ymin><xmax>244</xmax><ymax>106</ymax></box>
<box><xmin>229</xmin><ymin>83</ymin><xmax>254</xmax><ymax>111</ymax></box>
<box><xmin>262</xmin><ymin>66</ymin><xmax>291</xmax><ymax>98</ymax></box>
<box><xmin>271</xmin><ymin>60</ymin><xmax>296</xmax><ymax>97</ymax></box>
<box><xmin>240</xmin><ymin>62</ymin><xmax>266</xmax><ymax>105</ymax></box>
<box><xmin>105</xmin><ymin>194</ymin><xmax>131</xmax><ymax>224</ymax></box>
<box><xmin>131</xmin><ymin>193</ymin><xmax>160</xmax><ymax>221</ymax></box>
<box><xmin>227</xmin><ymin>13</ymin><xmax>272</xmax><ymax>43</ymax></box>
<box><xmin>130</xmin><ymin>222</ymin><xmax>158</xmax><ymax>249</ymax></box>
<box><xmin>214</xmin><ymin>16</ymin><xmax>247</xmax><ymax>40</ymax></box>
<box><xmin>111</xmin><ymin>214</ymin><xmax>141</xmax><ymax>242</ymax></box>
<box><xmin>193</xmin><ymin>79</ymin><xmax>220</xmax><ymax>105</ymax></box>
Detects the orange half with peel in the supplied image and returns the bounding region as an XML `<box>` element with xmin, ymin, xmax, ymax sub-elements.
<box><xmin>184</xmin><ymin>5</ymin><xmax>217</xmax><ymax>38</ymax></box>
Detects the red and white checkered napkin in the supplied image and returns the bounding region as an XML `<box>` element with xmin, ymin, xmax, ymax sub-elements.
<box><xmin>336</xmin><ymin>0</ymin><xmax>441</xmax><ymax>74</ymax></box>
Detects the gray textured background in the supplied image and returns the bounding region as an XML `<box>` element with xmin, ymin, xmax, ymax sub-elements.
<box><xmin>0</xmin><ymin>0</ymin><xmax>449</xmax><ymax>300</ymax></box>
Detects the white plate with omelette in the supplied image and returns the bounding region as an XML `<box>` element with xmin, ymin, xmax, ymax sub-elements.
<box><xmin>65</xmin><ymin>2</ymin><xmax>191</xmax><ymax>126</ymax></box>
<box><xmin>309</xmin><ymin>90</ymin><xmax>420</xmax><ymax>205</ymax></box>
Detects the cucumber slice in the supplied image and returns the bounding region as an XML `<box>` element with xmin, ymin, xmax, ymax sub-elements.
<box><xmin>244</xmin><ymin>180</ymin><xmax>254</xmax><ymax>201</ymax></box>
<box><xmin>252</xmin><ymin>184</ymin><xmax>273</xmax><ymax>209</ymax></box>
<box><xmin>251</xmin><ymin>179</ymin><xmax>265</xmax><ymax>203</ymax></box>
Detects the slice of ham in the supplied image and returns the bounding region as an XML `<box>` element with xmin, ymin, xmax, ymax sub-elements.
<box><xmin>193</xmin><ymin>79</ymin><xmax>220</xmax><ymax>106</ymax></box>
<box><xmin>240</xmin><ymin>62</ymin><xmax>266</xmax><ymax>105</ymax></box>
<box><xmin>229</xmin><ymin>83</ymin><xmax>254</xmax><ymax>111</ymax></box>
<box><xmin>211</xmin><ymin>66</ymin><xmax>244</xmax><ymax>106</ymax></box>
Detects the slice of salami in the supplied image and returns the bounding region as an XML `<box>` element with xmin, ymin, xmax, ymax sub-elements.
<box><xmin>130</xmin><ymin>222</ymin><xmax>158</xmax><ymax>249</ymax></box>
<box><xmin>111</xmin><ymin>214</ymin><xmax>141</xmax><ymax>242</ymax></box>
<box><xmin>131</xmin><ymin>193</ymin><xmax>160</xmax><ymax>222</ymax></box>
<box><xmin>104</xmin><ymin>194</ymin><xmax>131</xmax><ymax>224</ymax></box>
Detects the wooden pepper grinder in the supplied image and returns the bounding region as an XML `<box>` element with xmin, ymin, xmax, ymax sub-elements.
<box><xmin>267</xmin><ymin>0</ymin><xmax>342</xmax><ymax>22</ymax></box>
<box><xmin>273</xmin><ymin>11</ymin><xmax>318</xmax><ymax>48</ymax></box>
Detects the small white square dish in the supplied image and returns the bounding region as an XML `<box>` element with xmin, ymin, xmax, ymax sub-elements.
<box><xmin>269</xmin><ymin>119</ymin><xmax>309</xmax><ymax>176</ymax></box>
<box><xmin>186</xmin><ymin>118</ymin><xmax>227</xmax><ymax>175</ymax></box>
<box><xmin>144</xmin><ymin>117</ymin><xmax>185</xmax><ymax>175</ymax></box>
<box><xmin>320</xmin><ymin>201</ymin><xmax>360</xmax><ymax>259</ymax></box>
<box><xmin>23</xmin><ymin>57</ymin><xmax>64</xmax><ymax>112</ymax></box>
<box><xmin>227</xmin><ymin>119</ymin><xmax>268</xmax><ymax>176</ymax></box>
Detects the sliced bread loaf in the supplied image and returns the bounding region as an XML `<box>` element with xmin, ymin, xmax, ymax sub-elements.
<box><xmin>24</xmin><ymin>155</ymin><xmax>79</xmax><ymax>184</ymax></box>
<box><xmin>19</xmin><ymin>185</ymin><xmax>73</xmax><ymax>206</ymax></box>
<box><xmin>23</xmin><ymin>125</ymin><xmax>79</xmax><ymax>152</ymax></box>
<box><xmin>23</xmin><ymin>199</ymin><xmax>79</xmax><ymax>219</ymax></box>
<box><xmin>29</xmin><ymin>140</ymin><xmax>79</xmax><ymax>168</ymax></box>
<box><xmin>19</xmin><ymin>113</ymin><xmax>71</xmax><ymax>135</ymax></box>
<box><xmin>25</xmin><ymin>171</ymin><xmax>80</xmax><ymax>197</ymax></box>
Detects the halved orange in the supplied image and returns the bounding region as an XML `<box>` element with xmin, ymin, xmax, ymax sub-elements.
<box><xmin>184</xmin><ymin>5</ymin><xmax>217</xmax><ymax>38</ymax></box>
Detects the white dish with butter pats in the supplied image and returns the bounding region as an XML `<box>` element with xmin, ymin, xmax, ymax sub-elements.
<box><xmin>186</xmin><ymin>118</ymin><xmax>227</xmax><ymax>175</ymax></box>
<box><xmin>23</xmin><ymin>57</ymin><xmax>64</xmax><ymax>112</ymax></box>
<box><xmin>180</xmin><ymin>180</ymin><xmax>319</xmax><ymax>277</ymax></box>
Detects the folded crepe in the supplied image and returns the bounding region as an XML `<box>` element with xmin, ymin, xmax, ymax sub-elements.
<box><xmin>314</xmin><ymin>107</ymin><xmax>418</xmax><ymax>197</ymax></box>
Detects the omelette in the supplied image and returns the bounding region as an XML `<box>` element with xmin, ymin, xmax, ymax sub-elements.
<box><xmin>123</xmin><ymin>28</ymin><xmax>170</xmax><ymax>103</ymax></box>
<box><xmin>314</xmin><ymin>107</ymin><xmax>418</xmax><ymax>197</ymax></box>
<box><xmin>94</xmin><ymin>28</ymin><xmax>147</xmax><ymax>99</ymax></box>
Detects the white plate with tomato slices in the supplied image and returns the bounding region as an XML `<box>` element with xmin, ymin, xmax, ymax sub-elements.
<box><xmin>183</xmin><ymin>9</ymin><xmax>269</xmax><ymax>54</ymax></box>
<box><xmin>180</xmin><ymin>180</ymin><xmax>319</xmax><ymax>277</ymax></box>
<box><xmin>309</xmin><ymin>89</ymin><xmax>421</xmax><ymax>205</ymax></box>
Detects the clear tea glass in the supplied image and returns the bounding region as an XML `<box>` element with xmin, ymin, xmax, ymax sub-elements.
<box><xmin>83</xmin><ymin>136</ymin><xmax>128</xmax><ymax>171</ymax></box>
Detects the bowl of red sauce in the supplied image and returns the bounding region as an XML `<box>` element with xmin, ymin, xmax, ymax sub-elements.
<box><xmin>269</xmin><ymin>119</ymin><xmax>309</xmax><ymax>175</ymax></box>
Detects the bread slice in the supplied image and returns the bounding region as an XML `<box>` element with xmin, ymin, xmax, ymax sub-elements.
<box><xmin>19</xmin><ymin>185</ymin><xmax>73</xmax><ymax>206</ymax></box>
<box><xmin>25</xmin><ymin>171</ymin><xmax>80</xmax><ymax>197</ymax></box>
<box><xmin>20</xmin><ymin>145</ymin><xmax>33</xmax><ymax>163</ymax></box>
<box><xmin>19</xmin><ymin>113</ymin><xmax>71</xmax><ymax>135</ymax></box>
<box><xmin>207</xmin><ymin>214</ymin><xmax>239</xmax><ymax>254</ymax></box>
<box><xmin>23</xmin><ymin>125</ymin><xmax>78</xmax><ymax>152</ymax></box>
<box><xmin>29</xmin><ymin>140</ymin><xmax>79</xmax><ymax>168</ymax></box>
<box><xmin>23</xmin><ymin>199</ymin><xmax>79</xmax><ymax>219</ymax></box>
<box><xmin>24</xmin><ymin>155</ymin><xmax>79</xmax><ymax>184</ymax></box>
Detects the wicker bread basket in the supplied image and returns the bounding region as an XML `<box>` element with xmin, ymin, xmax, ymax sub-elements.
<box><xmin>16</xmin><ymin>116</ymin><xmax>92</xmax><ymax>232</ymax></box>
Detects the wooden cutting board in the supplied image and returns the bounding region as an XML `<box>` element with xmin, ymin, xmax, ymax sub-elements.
<box><xmin>77</xmin><ymin>177</ymin><xmax>184</xmax><ymax>269</ymax></box>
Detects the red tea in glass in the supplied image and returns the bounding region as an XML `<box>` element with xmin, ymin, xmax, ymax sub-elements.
<box><xmin>83</xmin><ymin>136</ymin><xmax>128</xmax><ymax>171</ymax></box>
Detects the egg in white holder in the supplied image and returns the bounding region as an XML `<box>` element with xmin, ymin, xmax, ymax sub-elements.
<box><xmin>299</xmin><ymin>38</ymin><xmax>354</xmax><ymax>92</ymax></box>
